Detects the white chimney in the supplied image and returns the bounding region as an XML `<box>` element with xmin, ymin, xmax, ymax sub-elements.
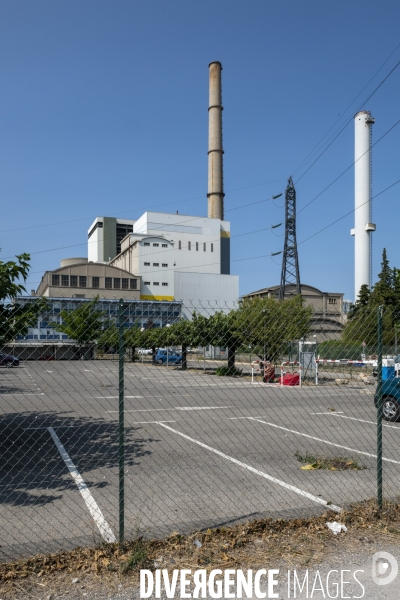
<box><xmin>352</xmin><ymin>110</ymin><xmax>375</xmax><ymax>299</ymax></box>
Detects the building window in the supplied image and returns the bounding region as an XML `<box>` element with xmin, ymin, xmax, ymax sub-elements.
<box><xmin>70</xmin><ymin>275</ymin><xmax>78</xmax><ymax>287</ymax></box>
<box><xmin>92</xmin><ymin>277</ymin><xmax>100</xmax><ymax>288</ymax></box>
<box><xmin>162</xmin><ymin>263</ymin><xmax>168</xmax><ymax>267</ymax></box>
<box><xmin>196</xmin><ymin>242</ymin><xmax>199</xmax><ymax>251</ymax></box>
<box><xmin>144</xmin><ymin>281</ymin><xmax>150</xmax><ymax>285</ymax></box>
<box><xmin>79</xmin><ymin>276</ymin><xmax>87</xmax><ymax>288</ymax></box>
<box><xmin>153</xmin><ymin>282</ymin><xmax>159</xmax><ymax>286</ymax></box>
<box><xmin>122</xmin><ymin>278</ymin><xmax>129</xmax><ymax>289</ymax></box>
<box><xmin>52</xmin><ymin>274</ymin><xmax>60</xmax><ymax>286</ymax></box>
<box><xmin>153</xmin><ymin>243</ymin><xmax>159</xmax><ymax>247</ymax></box>
<box><xmin>105</xmin><ymin>277</ymin><xmax>112</xmax><ymax>289</ymax></box>
<box><xmin>144</xmin><ymin>242</ymin><xmax>150</xmax><ymax>246</ymax></box>
<box><xmin>328</xmin><ymin>298</ymin><xmax>337</xmax><ymax>304</ymax></box>
<box><xmin>130</xmin><ymin>279</ymin><xmax>137</xmax><ymax>290</ymax></box>
<box><xmin>188</xmin><ymin>241</ymin><xmax>191</xmax><ymax>250</ymax></box>
<box><xmin>211</xmin><ymin>243</ymin><xmax>214</xmax><ymax>252</ymax></box>
<box><xmin>61</xmin><ymin>275</ymin><xmax>69</xmax><ymax>287</ymax></box>
<box><xmin>204</xmin><ymin>243</ymin><xmax>206</xmax><ymax>251</ymax></box>
<box><xmin>116</xmin><ymin>223</ymin><xmax>133</xmax><ymax>255</ymax></box>
<box><xmin>114</xmin><ymin>278</ymin><xmax>121</xmax><ymax>289</ymax></box>
<box><xmin>144</xmin><ymin>262</ymin><xmax>150</xmax><ymax>266</ymax></box>
<box><xmin>153</xmin><ymin>263</ymin><xmax>159</xmax><ymax>267</ymax></box>
<box><xmin>178</xmin><ymin>241</ymin><xmax>181</xmax><ymax>249</ymax></box>
<box><xmin>162</xmin><ymin>243</ymin><xmax>168</xmax><ymax>248</ymax></box>
<box><xmin>162</xmin><ymin>282</ymin><xmax>168</xmax><ymax>287</ymax></box>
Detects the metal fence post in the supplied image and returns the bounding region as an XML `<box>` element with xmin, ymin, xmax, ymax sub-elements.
<box><xmin>118</xmin><ymin>299</ymin><xmax>125</xmax><ymax>542</ymax></box>
<box><xmin>377</xmin><ymin>305</ymin><xmax>383</xmax><ymax>512</ymax></box>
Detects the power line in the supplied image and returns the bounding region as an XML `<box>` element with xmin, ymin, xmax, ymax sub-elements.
<box><xmin>291</xmin><ymin>42</ymin><xmax>400</xmax><ymax>178</ymax></box>
<box><xmin>23</xmin><ymin>178</ymin><xmax>400</xmax><ymax>289</ymax></box>
<box><xmin>24</xmin><ymin>176</ymin><xmax>400</xmax><ymax>289</ymax></box>
<box><xmin>297</xmin><ymin>117</ymin><xmax>400</xmax><ymax>216</ymax></box>
<box><xmin>0</xmin><ymin>177</ymin><xmax>286</xmax><ymax>235</ymax></box>
<box><xmin>298</xmin><ymin>178</ymin><xmax>400</xmax><ymax>247</ymax></box>
<box><xmin>2</xmin><ymin>190</ymin><xmax>285</xmax><ymax>263</ymax></box>
<box><xmin>294</xmin><ymin>56</ymin><xmax>400</xmax><ymax>185</ymax></box>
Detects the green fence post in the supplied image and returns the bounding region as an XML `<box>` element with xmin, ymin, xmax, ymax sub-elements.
<box><xmin>118</xmin><ymin>299</ymin><xmax>125</xmax><ymax>542</ymax></box>
<box><xmin>377</xmin><ymin>305</ymin><xmax>383</xmax><ymax>512</ymax></box>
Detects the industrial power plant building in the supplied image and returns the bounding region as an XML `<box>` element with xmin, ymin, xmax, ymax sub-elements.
<box><xmin>242</xmin><ymin>284</ymin><xmax>345</xmax><ymax>341</ymax></box>
<box><xmin>86</xmin><ymin>61</ymin><xmax>239</xmax><ymax>319</ymax></box>
<box><xmin>88</xmin><ymin>210</ymin><xmax>238</xmax><ymax>319</ymax></box>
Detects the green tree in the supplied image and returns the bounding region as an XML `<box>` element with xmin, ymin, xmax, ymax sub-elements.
<box><xmin>371</xmin><ymin>248</ymin><xmax>394</xmax><ymax>307</ymax></box>
<box><xmin>0</xmin><ymin>254</ymin><xmax>47</xmax><ymax>346</ymax></box>
<box><xmin>125</xmin><ymin>325</ymin><xmax>149</xmax><ymax>361</ymax></box>
<box><xmin>347</xmin><ymin>284</ymin><xmax>371</xmax><ymax>320</ymax></box>
<box><xmin>344</xmin><ymin>249</ymin><xmax>399</xmax><ymax>349</ymax></box>
<box><xmin>236</xmin><ymin>295</ymin><xmax>311</xmax><ymax>361</ymax></box>
<box><xmin>56</xmin><ymin>296</ymin><xmax>105</xmax><ymax>351</ymax></box>
<box><xmin>97</xmin><ymin>322</ymin><xmax>119</xmax><ymax>353</ymax></box>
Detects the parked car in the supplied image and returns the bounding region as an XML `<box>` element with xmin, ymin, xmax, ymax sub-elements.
<box><xmin>155</xmin><ymin>349</ymin><xmax>182</xmax><ymax>365</ymax></box>
<box><xmin>374</xmin><ymin>378</ymin><xmax>400</xmax><ymax>421</ymax></box>
<box><xmin>0</xmin><ymin>352</ymin><xmax>20</xmax><ymax>367</ymax></box>
<box><xmin>138</xmin><ymin>349</ymin><xmax>153</xmax><ymax>355</ymax></box>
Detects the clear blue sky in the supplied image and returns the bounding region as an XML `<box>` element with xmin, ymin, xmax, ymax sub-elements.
<box><xmin>1</xmin><ymin>0</ymin><xmax>399</xmax><ymax>301</ymax></box>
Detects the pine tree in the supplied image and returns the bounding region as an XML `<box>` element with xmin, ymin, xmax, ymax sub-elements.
<box><xmin>347</xmin><ymin>284</ymin><xmax>371</xmax><ymax>320</ymax></box>
<box><xmin>371</xmin><ymin>248</ymin><xmax>394</xmax><ymax>306</ymax></box>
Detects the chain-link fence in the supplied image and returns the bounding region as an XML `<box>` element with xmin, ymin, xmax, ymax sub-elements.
<box><xmin>0</xmin><ymin>295</ymin><xmax>398</xmax><ymax>561</ymax></box>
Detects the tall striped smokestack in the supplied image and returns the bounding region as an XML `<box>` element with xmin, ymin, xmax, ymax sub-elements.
<box><xmin>207</xmin><ymin>61</ymin><xmax>224</xmax><ymax>220</ymax></box>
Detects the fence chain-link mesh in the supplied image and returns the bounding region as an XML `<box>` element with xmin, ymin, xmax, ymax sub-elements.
<box><xmin>1</xmin><ymin>294</ymin><xmax>399</xmax><ymax>561</ymax></box>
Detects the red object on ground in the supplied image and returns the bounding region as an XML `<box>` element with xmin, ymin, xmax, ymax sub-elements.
<box><xmin>282</xmin><ymin>373</ymin><xmax>300</xmax><ymax>386</ymax></box>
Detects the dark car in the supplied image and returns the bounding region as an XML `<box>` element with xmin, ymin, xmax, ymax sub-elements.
<box><xmin>0</xmin><ymin>352</ymin><xmax>20</xmax><ymax>367</ymax></box>
<box><xmin>374</xmin><ymin>378</ymin><xmax>400</xmax><ymax>421</ymax></box>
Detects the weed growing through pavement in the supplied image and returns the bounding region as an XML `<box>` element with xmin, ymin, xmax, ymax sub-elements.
<box><xmin>295</xmin><ymin>451</ymin><xmax>366</xmax><ymax>471</ymax></box>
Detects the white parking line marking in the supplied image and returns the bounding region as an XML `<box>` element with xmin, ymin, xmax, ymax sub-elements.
<box><xmin>157</xmin><ymin>423</ymin><xmax>341</xmax><ymax>513</ymax></box>
<box><xmin>107</xmin><ymin>408</ymin><xmax>169</xmax><ymax>413</ymax></box>
<box><xmin>246</xmin><ymin>417</ymin><xmax>400</xmax><ymax>465</ymax></box>
<box><xmin>0</xmin><ymin>393</ymin><xmax>45</xmax><ymax>396</ymax></box>
<box><xmin>106</xmin><ymin>405</ymin><xmax>233</xmax><ymax>413</ymax></box>
<box><xmin>331</xmin><ymin>413</ymin><xmax>400</xmax><ymax>430</ymax></box>
<box><xmin>96</xmin><ymin>396</ymin><xmax>144</xmax><ymax>399</ymax></box>
<box><xmin>311</xmin><ymin>411</ymin><xmax>345</xmax><ymax>415</ymax></box>
<box><xmin>175</xmin><ymin>405</ymin><xmax>233</xmax><ymax>411</ymax></box>
<box><xmin>47</xmin><ymin>427</ymin><xmax>116</xmax><ymax>543</ymax></box>
<box><xmin>132</xmin><ymin>420</ymin><xmax>176</xmax><ymax>424</ymax></box>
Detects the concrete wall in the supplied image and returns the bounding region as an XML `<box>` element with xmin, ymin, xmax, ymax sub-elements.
<box><xmin>174</xmin><ymin>271</ymin><xmax>239</xmax><ymax>319</ymax></box>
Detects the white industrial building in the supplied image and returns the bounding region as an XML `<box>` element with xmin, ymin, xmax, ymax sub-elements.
<box><xmin>88</xmin><ymin>211</ymin><xmax>238</xmax><ymax>318</ymax></box>
<box><xmin>87</xmin><ymin>62</ymin><xmax>239</xmax><ymax>319</ymax></box>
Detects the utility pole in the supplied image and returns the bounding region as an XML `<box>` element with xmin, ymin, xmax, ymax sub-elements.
<box><xmin>279</xmin><ymin>177</ymin><xmax>301</xmax><ymax>300</ymax></box>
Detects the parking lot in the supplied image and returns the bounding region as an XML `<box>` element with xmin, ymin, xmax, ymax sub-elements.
<box><xmin>0</xmin><ymin>360</ymin><xmax>398</xmax><ymax>560</ymax></box>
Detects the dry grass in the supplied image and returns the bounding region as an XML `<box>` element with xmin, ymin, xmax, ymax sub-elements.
<box><xmin>2</xmin><ymin>498</ymin><xmax>400</xmax><ymax>598</ymax></box>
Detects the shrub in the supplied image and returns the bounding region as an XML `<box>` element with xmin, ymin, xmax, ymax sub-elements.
<box><xmin>215</xmin><ymin>366</ymin><xmax>242</xmax><ymax>377</ymax></box>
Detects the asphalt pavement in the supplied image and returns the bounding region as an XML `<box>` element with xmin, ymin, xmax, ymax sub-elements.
<box><xmin>0</xmin><ymin>359</ymin><xmax>395</xmax><ymax>562</ymax></box>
